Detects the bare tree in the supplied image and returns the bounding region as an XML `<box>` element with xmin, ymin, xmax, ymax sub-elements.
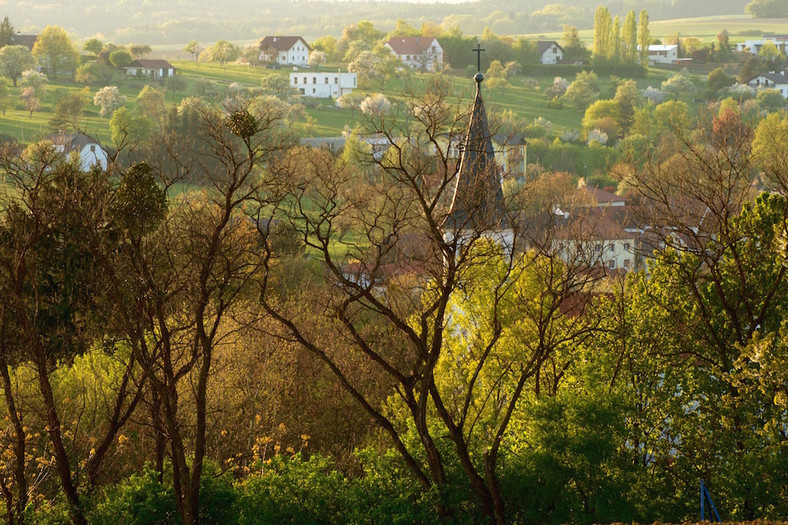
<box><xmin>257</xmin><ymin>77</ymin><xmax>603</xmax><ymax>524</ymax></box>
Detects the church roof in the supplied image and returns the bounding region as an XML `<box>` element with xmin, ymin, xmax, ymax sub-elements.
<box><xmin>447</xmin><ymin>73</ymin><xmax>505</xmax><ymax>230</ymax></box>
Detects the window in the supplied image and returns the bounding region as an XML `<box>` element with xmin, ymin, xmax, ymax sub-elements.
<box><xmin>624</xmin><ymin>242</ymin><xmax>631</xmax><ymax>251</ymax></box>
<box><xmin>608</xmin><ymin>243</ymin><xmax>615</xmax><ymax>252</ymax></box>
<box><xmin>303</xmin><ymin>77</ymin><xmax>307</xmax><ymax>84</ymax></box>
<box><xmin>608</xmin><ymin>259</ymin><xmax>616</xmax><ymax>269</ymax></box>
<box><xmin>293</xmin><ymin>77</ymin><xmax>298</xmax><ymax>84</ymax></box>
<box><xmin>312</xmin><ymin>77</ymin><xmax>316</xmax><ymax>84</ymax></box>
<box><xmin>623</xmin><ymin>259</ymin><xmax>631</xmax><ymax>269</ymax></box>
<box><xmin>334</xmin><ymin>76</ymin><xmax>338</xmax><ymax>84</ymax></box>
<box><xmin>325</xmin><ymin>77</ymin><xmax>329</xmax><ymax>84</ymax></box>
<box><xmin>312</xmin><ymin>88</ymin><xmax>315</xmax><ymax>93</ymax></box>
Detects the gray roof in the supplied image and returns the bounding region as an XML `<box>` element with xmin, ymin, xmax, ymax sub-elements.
<box><xmin>447</xmin><ymin>73</ymin><xmax>505</xmax><ymax>230</ymax></box>
<box><xmin>536</xmin><ymin>40</ymin><xmax>563</xmax><ymax>55</ymax></box>
<box><xmin>49</xmin><ymin>132</ymin><xmax>102</xmax><ymax>152</ymax></box>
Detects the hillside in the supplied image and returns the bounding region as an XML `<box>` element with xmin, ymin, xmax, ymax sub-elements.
<box><xmin>7</xmin><ymin>0</ymin><xmax>751</xmax><ymax>45</ymax></box>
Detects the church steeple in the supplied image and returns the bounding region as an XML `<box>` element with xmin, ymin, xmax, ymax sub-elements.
<box><xmin>447</xmin><ymin>71</ymin><xmax>505</xmax><ymax>230</ymax></box>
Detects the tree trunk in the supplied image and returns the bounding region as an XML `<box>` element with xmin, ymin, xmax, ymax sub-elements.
<box><xmin>32</xmin><ymin>347</ymin><xmax>87</xmax><ymax>525</ymax></box>
<box><xmin>0</xmin><ymin>347</ymin><xmax>26</xmax><ymax>525</ymax></box>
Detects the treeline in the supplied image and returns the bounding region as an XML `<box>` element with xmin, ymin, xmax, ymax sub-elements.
<box><xmin>0</xmin><ymin>75</ymin><xmax>787</xmax><ymax>524</ymax></box>
<box><xmin>3</xmin><ymin>0</ymin><xmax>750</xmax><ymax>46</ymax></box>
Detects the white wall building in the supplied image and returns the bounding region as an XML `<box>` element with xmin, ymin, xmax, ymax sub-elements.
<box><xmin>643</xmin><ymin>45</ymin><xmax>679</xmax><ymax>64</ymax></box>
<box><xmin>49</xmin><ymin>132</ymin><xmax>108</xmax><ymax>171</ymax></box>
<box><xmin>385</xmin><ymin>37</ymin><xmax>443</xmax><ymax>71</ymax></box>
<box><xmin>259</xmin><ymin>36</ymin><xmax>311</xmax><ymax>66</ymax></box>
<box><xmin>291</xmin><ymin>72</ymin><xmax>357</xmax><ymax>98</ymax></box>
<box><xmin>746</xmin><ymin>72</ymin><xmax>788</xmax><ymax>97</ymax></box>
<box><xmin>536</xmin><ymin>41</ymin><xmax>563</xmax><ymax>64</ymax></box>
<box><xmin>736</xmin><ymin>37</ymin><xmax>788</xmax><ymax>54</ymax></box>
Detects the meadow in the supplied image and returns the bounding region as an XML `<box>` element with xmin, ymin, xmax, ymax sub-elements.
<box><xmin>0</xmin><ymin>59</ymin><xmax>678</xmax><ymax>148</ymax></box>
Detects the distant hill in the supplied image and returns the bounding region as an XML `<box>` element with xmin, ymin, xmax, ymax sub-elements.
<box><xmin>7</xmin><ymin>0</ymin><xmax>752</xmax><ymax>45</ymax></box>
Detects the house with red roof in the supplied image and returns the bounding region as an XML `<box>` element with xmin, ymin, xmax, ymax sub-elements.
<box><xmin>258</xmin><ymin>36</ymin><xmax>311</xmax><ymax>66</ymax></box>
<box><xmin>384</xmin><ymin>36</ymin><xmax>443</xmax><ymax>71</ymax></box>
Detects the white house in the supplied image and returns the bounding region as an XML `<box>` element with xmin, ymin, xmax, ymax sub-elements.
<box><xmin>552</xmin><ymin>206</ymin><xmax>641</xmax><ymax>272</ymax></box>
<box><xmin>258</xmin><ymin>36</ymin><xmax>311</xmax><ymax>66</ymax></box>
<box><xmin>384</xmin><ymin>37</ymin><xmax>443</xmax><ymax>71</ymax></box>
<box><xmin>290</xmin><ymin>72</ymin><xmax>357</xmax><ymax>98</ymax></box>
<box><xmin>639</xmin><ymin>45</ymin><xmax>678</xmax><ymax>64</ymax></box>
<box><xmin>736</xmin><ymin>37</ymin><xmax>788</xmax><ymax>54</ymax></box>
<box><xmin>746</xmin><ymin>71</ymin><xmax>788</xmax><ymax>97</ymax></box>
<box><xmin>49</xmin><ymin>132</ymin><xmax>108</xmax><ymax>171</ymax></box>
<box><xmin>125</xmin><ymin>59</ymin><xmax>175</xmax><ymax>79</ymax></box>
<box><xmin>536</xmin><ymin>41</ymin><xmax>563</xmax><ymax>64</ymax></box>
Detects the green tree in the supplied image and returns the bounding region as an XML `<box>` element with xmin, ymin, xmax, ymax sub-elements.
<box><xmin>183</xmin><ymin>40</ymin><xmax>202</xmax><ymax>61</ymax></box>
<box><xmin>75</xmin><ymin>62</ymin><xmax>100</xmax><ymax>84</ymax></box>
<box><xmin>208</xmin><ymin>40</ymin><xmax>240</xmax><ymax>66</ymax></box>
<box><xmin>738</xmin><ymin>55</ymin><xmax>764</xmax><ymax>83</ymax></box>
<box><xmin>614</xmin><ymin>79</ymin><xmax>643</xmax><ymax>134</ymax></box>
<box><xmin>109</xmin><ymin>106</ymin><xmax>151</xmax><ymax>147</ymax></box>
<box><xmin>136</xmin><ymin>85</ymin><xmax>165</xmax><ymax>128</ymax></box>
<box><xmin>564</xmin><ymin>71</ymin><xmax>599</xmax><ymax>111</ymax></box>
<box><xmin>82</xmin><ymin>37</ymin><xmax>103</xmax><ymax>56</ymax></box>
<box><xmin>109</xmin><ymin>49</ymin><xmax>133</xmax><ymax>69</ymax></box>
<box><xmin>621</xmin><ymin>10</ymin><xmax>638</xmax><ymax>64</ymax></box>
<box><xmin>49</xmin><ymin>88</ymin><xmax>88</xmax><ymax>130</ymax></box>
<box><xmin>706</xmin><ymin>67</ymin><xmax>734</xmax><ymax>97</ymax></box>
<box><xmin>638</xmin><ymin>10</ymin><xmax>650</xmax><ymax>66</ymax></box>
<box><xmin>31</xmin><ymin>25</ymin><xmax>79</xmax><ymax>80</ymax></box>
<box><xmin>561</xmin><ymin>25</ymin><xmax>589</xmax><ymax>63</ymax></box>
<box><xmin>128</xmin><ymin>43</ymin><xmax>152</xmax><ymax>60</ymax></box>
<box><xmin>0</xmin><ymin>78</ymin><xmax>9</xmax><ymax>115</ymax></box>
<box><xmin>0</xmin><ymin>44</ymin><xmax>35</xmax><ymax>86</ymax></box>
<box><xmin>593</xmin><ymin>6</ymin><xmax>612</xmax><ymax>64</ymax></box>
<box><xmin>611</xmin><ymin>15</ymin><xmax>621</xmax><ymax>62</ymax></box>
<box><xmin>746</xmin><ymin>0</ymin><xmax>788</xmax><ymax>17</ymax></box>
<box><xmin>0</xmin><ymin>17</ymin><xmax>14</xmax><ymax>48</ymax></box>
<box><xmin>715</xmin><ymin>29</ymin><xmax>732</xmax><ymax>60</ymax></box>
<box><xmin>311</xmin><ymin>35</ymin><xmax>338</xmax><ymax>61</ymax></box>
<box><xmin>756</xmin><ymin>88</ymin><xmax>786</xmax><ymax>112</ymax></box>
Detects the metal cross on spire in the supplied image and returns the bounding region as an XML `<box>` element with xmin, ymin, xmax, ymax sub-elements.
<box><xmin>472</xmin><ymin>42</ymin><xmax>485</xmax><ymax>73</ymax></box>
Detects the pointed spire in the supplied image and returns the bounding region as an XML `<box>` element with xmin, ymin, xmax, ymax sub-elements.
<box><xmin>447</xmin><ymin>72</ymin><xmax>505</xmax><ymax>231</ymax></box>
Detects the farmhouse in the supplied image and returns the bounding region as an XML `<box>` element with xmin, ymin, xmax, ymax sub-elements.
<box><xmin>258</xmin><ymin>36</ymin><xmax>311</xmax><ymax>66</ymax></box>
<box><xmin>746</xmin><ymin>71</ymin><xmax>788</xmax><ymax>97</ymax></box>
<box><xmin>385</xmin><ymin>37</ymin><xmax>443</xmax><ymax>71</ymax></box>
<box><xmin>638</xmin><ymin>44</ymin><xmax>678</xmax><ymax>64</ymax></box>
<box><xmin>125</xmin><ymin>59</ymin><xmax>175</xmax><ymax>79</ymax></box>
<box><xmin>48</xmin><ymin>132</ymin><xmax>108</xmax><ymax>171</ymax></box>
<box><xmin>290</xmin><ymin>72</ymin><xmax>357</xmax><ymax>98</ymax></box>
<box><xmin>536</xmin><ymin>41</ymin><xmax>563</xmax><ymax>64</ymax></box>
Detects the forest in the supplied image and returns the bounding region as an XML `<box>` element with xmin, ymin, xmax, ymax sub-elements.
<box><xmin>0</xmin><ymin>4</ymin><xmax>786</xmax><ymax>525</ymax></box>
<box><xmin>0</xmin><ymin>67</ymin><xmax>787</xmax><ymax>525</ymax></box>
<box><xmin>5</xmin><ymin>0</ymin><xmax>754</xmax><ymax>46</ymax></box>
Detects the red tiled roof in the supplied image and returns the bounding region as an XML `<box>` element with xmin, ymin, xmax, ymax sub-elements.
<box><xmin>386</xmin><ymin>37</ymin><xmax>438</xmax><ymax>55</ymax></box>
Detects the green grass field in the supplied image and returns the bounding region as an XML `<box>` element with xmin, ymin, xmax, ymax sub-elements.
<box><xmin>525</xmin><ymin>15</ymin><xmax>788</xmax><ymax>44</ymax></box>
<box><xmin>0</xmin><ymin>57</ymin><xmax>676</xmax><ymax>146</ymax></box>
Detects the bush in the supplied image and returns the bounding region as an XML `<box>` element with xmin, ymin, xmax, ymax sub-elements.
<box><xmin>235</xmin><ymin>454</ymin><xmax>346</xmax><ymax>525</ymax></box>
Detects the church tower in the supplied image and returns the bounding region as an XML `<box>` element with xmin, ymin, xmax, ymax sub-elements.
<box><xmin>446</xmin><ymin>72</ymin><xmax>506</xmax><ymax>232</ymax></box>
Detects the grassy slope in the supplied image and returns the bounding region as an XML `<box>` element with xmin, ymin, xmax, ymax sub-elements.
<box><xmin>524</xmin><ymin>16</ymin><xmax>788</xmax><ymax>44</ymax></box>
